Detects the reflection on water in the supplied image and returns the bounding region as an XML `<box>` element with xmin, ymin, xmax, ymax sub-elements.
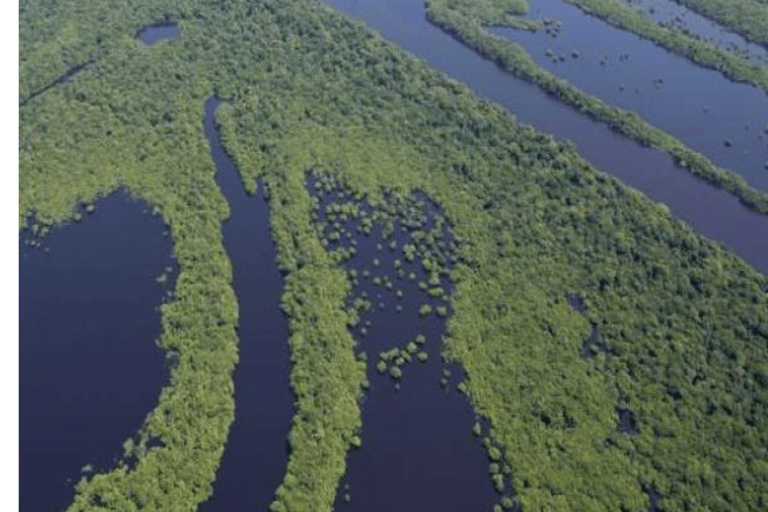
<box><xmin>19</xmin><ymin>190</ymin><xmax>175</xmax><ymax>512</ymax></box>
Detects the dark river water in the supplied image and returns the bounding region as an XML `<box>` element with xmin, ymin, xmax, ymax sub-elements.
<box><xmin>321</xmin><ymin>0</ymin><xmax>768</xmax><ymax>275</ymax></box>
<box><xmin>306</xmin><ymin>182</ymin><xmax>507</xmax><ymax>511</ymax></box>
<box><xmin>137</xmin><ymin>22</ymin><xmax>180</xmax><ymax>45</ymax></box>
<box><xmin>18</xmin><ymin>4</ymin><xmax>768</xmax><ymax>512</ymax></box>
<box><xmin>489</xmin><ymin>0</ymin><xmax>768</xmax><ymax>190</ymax></box>
<box><xmin>197</xmin><ymin>96</ymin><xmax>293</xmax><ymax>511</ymax></box>
<box><xmin>624</xmin><ymin>0</ymin><xmax>768</xmax><ymax>64</ymax></box>
<box><xmin>19</xmin><ymin>191</ymin><xmax>176</xmax><ymax>512</ymax></box>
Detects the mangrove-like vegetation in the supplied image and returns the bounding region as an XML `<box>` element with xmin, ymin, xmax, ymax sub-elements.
<box><xmin>669</xmin><ymin>0</ymin><xmax>768</xmax><ymax>47</ymax></box>
<box><xmin>19</xmin><ymin>0</ymin><xmax>768</xmax><ymax>511</ymax></box>
<box><xmin>557</xmin><ymin>0</ymin><xmax>768</xmax><ymax>90</ymax></box>
<box><xmin>425</xmin><ymin>0</ymin><xmax>768</xmax><ymax>215</ymax></box>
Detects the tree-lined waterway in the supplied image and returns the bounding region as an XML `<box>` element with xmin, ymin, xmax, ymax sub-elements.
<box><xmin>624</xmin><ymin>0</ymin><xmax>768</xmax><ymax>64</ymax></box>
<box><xmin>321</xmin><ymin>0</ymin><xmax>768</xmax><ymax>275</ymax></box>
<box><xmin>197</xmin><ymin>97</ymin><xmax>293</xmax><ymax>512</ymax></box>
<box><xmin>489</xmin><ymin>0</ymin><xmax>768</xmax><ymax>189</ymax></box>
<box><xmin>17</xmin><ymin>1</ymin><xmax>768</xmax><ymax>510</ymax></box>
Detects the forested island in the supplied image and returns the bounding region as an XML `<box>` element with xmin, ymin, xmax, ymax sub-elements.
<box><xmin>19</xmin><ymin>0</ymin><xmax>767</xmax><ymax>511</ymax></box>
<box><xmin>425</xmin><ymin>0</ymin><xmax>768</xmax><ymax>213</ymax></box>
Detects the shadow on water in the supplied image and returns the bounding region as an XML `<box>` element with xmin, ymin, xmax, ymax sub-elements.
<box><xmin>137</xmin><ymin>21</ymin><xmax>180</xmax><ymax>45</ymax></box>
<box><xmin>197</xmin><ymin>96</ymin><xmax>293</xmax><ymax>511</ymax></box>
<box><xmin>321</xmin><ymin>0</ymin><xmax>768</xmax><ymax>275</ymax></box>
<box><xmin>305</xmin><ymin>174</ymin><xmax>510</xmax><ymax>511</ymax></box>
<box><xmin>488</xmin><ymin>0</ymin><xmax>768</xmax><ymax>189</ymax></box>
<box><xmin>19</xmin><ymin>190</ymin><xmax>176</xmax><ymax>512</ymax></box>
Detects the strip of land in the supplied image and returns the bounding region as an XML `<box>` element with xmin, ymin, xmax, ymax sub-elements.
<box><xmin>672</xmin><ymin>0</ymin><xmax>768</xmax><ymax>47</ymax></box>
<box><xmin>426</xmin><ymin>0</ymin><xmax>768</xmax><ymax>215</ymax></box>
<box><xmin>19</xmin><ymin>1</ymin><xmax>768</xmax><ymax>511</ymax></box>
<box><xmin>559</xmin><ymin>0</ymin><xmax>768</xmax><ymax>90</ymax></box>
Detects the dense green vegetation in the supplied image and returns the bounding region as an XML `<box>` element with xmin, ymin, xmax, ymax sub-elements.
<box><xmin>435</xmin><ymin>0</ymin><xmax>538</xmax><ymax>28</ymax></box>
<box><xmin>672</xmin><ymin>0</ymin><xmax>768</xmax><ymax>47</ymax></box>
<box><xmin>19</xmin><ymin>15</ymin><xmax>240</xmax><ymax>510</ymax></box>
<box><xmin>308</xmin><ymin>172</ymin><xmax>523</xmax><ymax>509</ymax></box>
<box><xmin>426</xmin><ymin>0</ymin><xmax>768</xmax><ymax>215</ymax></box>
<box><xmin>20</xmin><ymin>0</ymin><xmax>767</xmax><ymax>511</ymax></box>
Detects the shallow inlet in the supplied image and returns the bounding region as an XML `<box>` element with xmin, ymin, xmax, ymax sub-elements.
<box><xmin>322</xmin><ymin>0</ymin><xmax>768</xmax><ymax>275</ymax></box>
<box><xmin>306</xmin><ymin>178</ymin><xmax>509</xmax><ymax>511</ymax></box>
<box><xmin>197</xmin><ymin>96</ymin><xmax>293</xmax><ymax>511</ymax></box>
<box><xmin>19</xmin><ymin>191</ymin><xmax>175</xmax><ymax>512</ymax></box>
<box><xmin>489</xmin><ymin>0</ymin><xmax>768</xmax><ymax>189</ymax></box>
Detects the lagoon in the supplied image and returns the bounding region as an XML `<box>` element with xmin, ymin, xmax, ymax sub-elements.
<box><xmin>19</xmin><ymin>191</ymin><xmax>175</xmax><ymax>512</ymax></box>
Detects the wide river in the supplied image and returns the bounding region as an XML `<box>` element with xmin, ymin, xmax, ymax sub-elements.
<box><xmin>18</xmin><ymin>4</ymin><xmax>768</xmax><ymax>511</ymax></box>
<box><xmin>322</xmin><ymin>0</ymin><xmax>768</xmax><ymax>275</ymax></box>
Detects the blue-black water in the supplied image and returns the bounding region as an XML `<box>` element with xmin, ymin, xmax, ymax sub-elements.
<box><xmin>321</xmin><ymin>0</ymin><xmax>768</xmax><ymax>275</ymax></box>
<box><xmin>19</xmin><ymin>190</ymin><xmax>175</xmax><ymax>512</ymax></box>
<box><xmin>489</xmin><ymin>0</ymin><xmax>768</xmax><ymax>190</ymax></box>
<box><xmin>137</xmin><ymin>22</ymin><xmax>180</xmax><ymax>45</ymax></box>
<box><xmin>197</xmin><ymin>96</ymin><xmax>293</xmax><ymax>511</ymax></box>
<box><xmin>307</xmin><ymin>179</ymin><xmax>507</xmax><ymax>511</ymax></box>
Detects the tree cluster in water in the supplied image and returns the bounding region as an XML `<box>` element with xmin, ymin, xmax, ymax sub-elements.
<box><xmin>425</xmin><ymin>0</ymin><xmax>768</xmax><ymax>214</ymax></box>
<box><xmin>19</xmin><ymin>0</ymin><xmax>768</xmax><ymax>511</ymax></box>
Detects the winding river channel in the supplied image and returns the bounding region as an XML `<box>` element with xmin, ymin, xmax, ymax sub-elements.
<box><xmin>197</xmin><ymin>96</ymin><xmax>293</xmax><ymax>512</ymax></box>
<box><xmin>18</xmin><ymin>4</ymin><xmax>768</xmax><ymax>511</ymax></box>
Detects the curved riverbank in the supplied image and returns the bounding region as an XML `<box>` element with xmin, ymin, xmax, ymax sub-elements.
<box><xmin>197</xmin><ymin>97</ymin><xmax>293</xmax><ymax>512</ymax></box>
<box><xmin>20</xmin><ymin>1</ymin><xmax>768</xmax><ymax>510</ymax></box>
<box><xmin>19</xmin><ymin>191</ymin><xmax>176</xmax><ymax>512</ymax></box>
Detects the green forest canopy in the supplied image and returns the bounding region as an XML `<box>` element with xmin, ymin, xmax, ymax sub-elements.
<box><xmin>425</xmin><ymin>0</ymin><xmax>768</xmax><ymax>214</ymax></box>
<box><xmin>19</xmin><ymin>0</ymin><xmax>767</xmax><ymax>511</ymax></box>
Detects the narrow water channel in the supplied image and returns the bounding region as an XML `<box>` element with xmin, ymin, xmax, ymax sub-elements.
<box><xmin>489</xmin><ymin>0</ymin><xmax>768</xmax><ymax>189</ymax></box>
<box><xmin>197</xmin><ymin>96</ymin><xmax>293</xmax><ymax>511</ymax></box>
<box><xmin>321</xmin><ymin>0</ymin><xmax>768</xmax><ymax>275</ymax></box>
<box><xmin>306</xmin><ymin>176</ymin><xmax>508</xmax><ymax>511</ymax></box>
<box><xmin>624</xmin><ymin>0</ymin><xmax>768</xmax><ymax>64</ymax></box>
<box><xmin>19</xmin><ymin>190</ymin><xmax>175</xmax><ymax>512</ymax></box>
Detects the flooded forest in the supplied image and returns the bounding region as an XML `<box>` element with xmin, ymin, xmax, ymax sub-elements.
<box><xmin>18</xmin><ymin>0</ymin><xmax>768</xmax><ymax>511</ymax></box>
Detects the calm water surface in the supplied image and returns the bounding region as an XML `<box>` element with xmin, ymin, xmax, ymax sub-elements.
<box><xmin>19</xmin><ymin>191</ymin><xmax>175</xmax><ymax>512</ymax></box>
<box><xmin>137</xmin><ymin>22</ymin><xmax>180</xmax><ymax>45</ymax></box>
<box><xmin>624</xmin><ymin>0</ymin><xmax>768</xmax><ymax>64</ymax></box>
<box><xmin>322</xmin><ymin>0</ymin><xmax>768</xmax><ymax>275</ymax></box>
<box><xmin>490</xmin><ymin>0</ymin><xmax>768</xmax><ymax>189</ymax></box>
<box><xmin>307</xmin><ymin>183</ymin><xmax>508</xmax><ymax>511</ymax></box>
<box><xmin>197</xmin><ymin>96</ymin><xmax>293</xmax><ymax>511</ymax></box>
